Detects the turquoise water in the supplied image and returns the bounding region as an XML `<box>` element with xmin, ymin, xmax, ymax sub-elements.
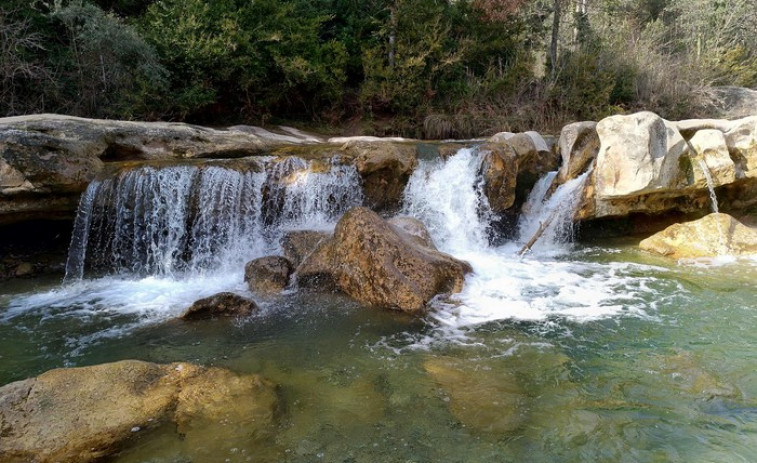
<box><xmin>1</xmin><ymin>243</ymin><xmax>755</xmax><ymax>463</ymax></box>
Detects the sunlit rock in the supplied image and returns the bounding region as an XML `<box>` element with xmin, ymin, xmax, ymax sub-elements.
<box><xmin>181</xmin><ymin>292</ymin><xmax>258</xmax><ymax>320</ymax></box>
<box><xmin>557</xmin><ymin>121</ymin><xmax>599</xmax><ymax>184</ymax></box>
<box><xmin>723</xmin><ymin>116</ymin><xmax>757</xmax><ymax>178</ymax></box>
<box><xmin>595</xmin><ymin>112</ymin><xmax>689</xmax><ymax>199</ymax></box>
<box><xmin>639</xmin><ymin>213</ymin><xmax>757</xmax><ymax>258</ymax></box>
<box><xmin>689</xmin><ymin>129</ymin><xmax>736</xmax><ymax>187</ymax></box>
<box><xmin>245</xmin><ymin>256</ymin><xmax>293</xmax><ymax>294</ymax></box>
<box><xmin>296</xmin><ymin>207</ymin><xmax>471</xmax><ymax>313</ymax></box>
<box><xmin>0</xmin><ymin>360</ymin><xmax>278</xmax><ymax>463</ymax></box>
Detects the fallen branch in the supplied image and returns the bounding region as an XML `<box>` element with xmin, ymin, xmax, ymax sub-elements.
<box><xmin>518</xmin><ymin>210</ymin><xmax>559</xmax><ymax>257</ymax></box>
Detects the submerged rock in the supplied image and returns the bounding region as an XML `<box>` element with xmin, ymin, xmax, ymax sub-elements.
<box><xmin>424</xmin><ymin>356</ymin><xmax>529</xmax><ymax>435</ymax></box>
<box><xmin>639</xmin><ymin>213</ymin><xmax>757</xmax><ymax>258</ymax></box>
<box><xmin>181</xmin><ymin>292</ymin><xmax>259</xmax><ymax>320</ymax></box>
<box><xmin>245</xmin><ymin>256</ymin><xmax>293</xmax><ymax>294</ymax></box>
<box><xmin>0</xmin><ymin>360</ymin><xmax>278</xmax><ymax>463</ymax></box>
<box><xmin>296</xmin><ymin>207</ymin><xmax>471</xmax><ymax>313</ymax></box>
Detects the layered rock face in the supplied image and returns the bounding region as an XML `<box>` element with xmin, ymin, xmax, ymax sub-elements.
<box><xmin>568</xmin><ymin>113</ymin><xmax>757</xmax><ymax>222</ymax></box>
<box><xmin>0</xmin><ymin>360</ymin><xmax>278</xmax><ymax>463</ymax></box>
<box><xmin>296</xmin><ymin>207</ymin><xmax>472</xmax><ymax>313</ymax></box>
<box><xmin>639</xmin><ymin>213</ymin><xmax>757</xmax><ymax>259</ymax></box>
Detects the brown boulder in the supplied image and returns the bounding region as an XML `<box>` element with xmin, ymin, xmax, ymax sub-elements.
<box><xmin>295</xmin><ymin>207</ymin><xmax>471</xmax><ymax>313</ymax></box>
<box><xmin>477</xmin><ymin>142</ymin><xmax>518</xmax><ymax>213</ymax></box>
<box><xmin>387</xmin><ymin>216</ymin><xmax>437</xmax><ymax>249</ymax></box>
<box><xmin>0</xmin><ymin>360</ymin><xmax>278</xmax><ymax>463</ymax></box>
<box><xmin>341</xmin><ymin>140</ymin><xmax>418</xmax><ymax>212</ymax></box>
<box><xmin>639</xmin><ymin>213</ymin><xmax>757</xmax><ymax>258</ymax></box>
<box><xmin>244</xmin><ymin>256</ymin><xmax>293</xmax><ymax>294</ymax></box>
<box><xmin>280</xmin><ymin>230</ymin><xmax>332</xmax><ymax>267</ymax></box>
<box><xmin>181</xmin><ymin>292</ymin><xmax>258</xmax><ymax>320</ymax></box>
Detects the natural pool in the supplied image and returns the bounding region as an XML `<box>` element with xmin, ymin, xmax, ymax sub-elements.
<box><xmin>1</xmin><ymin>148</ymin><xmax>755</xmax><ymax>462</ymax></box>
<box><xmin>1</xmin><ymin>243</ymin><xmax>755</xmax><ymax>463</ymax></box>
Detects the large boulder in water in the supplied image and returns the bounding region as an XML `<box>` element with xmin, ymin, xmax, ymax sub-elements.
<box><xmin>0</xmin><ymin>360</ymin><xmax>278</xmax><ymax>463</ymax></box>
<box><xmin>639</xmin><ymin>213</ymin><xmax>757</xmax><ymax>258</ymax></box>
<box><xmin>181</xmin><ymin>292</ymin><xmax>259</xmax><ymax>320</ymax></box>
<box><xmin>476</xmin><ymin>142</ymin><xmax>518</xmax><ymax>213</ymax></box>
<box><xmin>295</xmin><ymin>207</ymin><xmax>471</xmax><ymax>313</ymax></box>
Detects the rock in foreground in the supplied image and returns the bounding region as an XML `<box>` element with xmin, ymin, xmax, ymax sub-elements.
<box><xmin>245</xmin><ymin>256</ymin><xmax>293</xmax><ymax>294</ymax></box>
<box><xmin>296</xmin><ymin>207</ymin><xmax>471</xmax><ymax>313</ymax></box>
<box><xmin>639</xmin><ymin>213</ymin><xmax>757</xmax><ymax>258</ymax></box>
<box><xmin>0</xmin><ymin>360</ymin><xmax>277</xmax><ymax>463</ymax></box>
<box><xmin>181</xmin><ymin>292</ymin><xmax>258</xmax><ymax>320</ymax></box>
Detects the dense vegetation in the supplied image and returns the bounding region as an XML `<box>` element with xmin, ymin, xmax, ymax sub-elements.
<box><xmin>2</xmin><ymin>0</ymin><xmax>756</xmax><ymax>136</ymax></box>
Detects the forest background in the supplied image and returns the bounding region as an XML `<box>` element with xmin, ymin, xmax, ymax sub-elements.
<box><xmin>1</xmin><ymin>0</ymin><xmax>756</xmax><ymax>137</ymax></box>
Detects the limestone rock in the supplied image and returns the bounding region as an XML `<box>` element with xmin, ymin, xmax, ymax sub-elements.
<box><xmin>689</xmin><ymin>129</ymin><xmax>736</xmax><ymax>187</ymax></box>
<box><xmin>181</xmin><ymin>292</ymin><xmax>258</xmax><ymax>320</ymax></box>
<box><xmin>296</xmin><ymin>207</ymin><xmax>471</xmax><ymax>313</ymax></box>
<box><xmin>0</xmin><ymin>360</ymin><xmax>278</xmax><ymax>463</ymax></box>
<box><xmin>723</xmin><ymin>116</ymin><xmax>757</xmax><ymax>178</ymax></box>
<box><xmin>595</xmin><ymin>112</ymin><xmax>689</xmax><ymax>199</ymax></box>
<box><xmin>341</xmin><ymin>140</ymin><xmax>418</xmax><ymax>212</ymax></box>
<box><xmin>280</xmin><ymin>230</ymin><xmax>331</xmax><ymax>267</ymax></box>
<box><xmin>639</xmin><ymin>213</ymin><xmax>757</xmax><ymax>258</ymax></box>
<box><xmin>245</xmin><ymin>256</ymin><xmax>293</xmax><ymax>294</ymax></box>
<box><xmin>477</xmin><ymin>142</ymin><xmax>518</xmax><ymax>213</ymax></box>
<box><xmin>557</xmin><ymin>121</ymin><xmax>599</xmax><ymax>183</ymax></box>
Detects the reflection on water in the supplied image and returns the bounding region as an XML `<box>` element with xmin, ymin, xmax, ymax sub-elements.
<box><xmin>1</xmin><ymin>248</ymin><xmax>756</xmax><ymax>463</ymax></box>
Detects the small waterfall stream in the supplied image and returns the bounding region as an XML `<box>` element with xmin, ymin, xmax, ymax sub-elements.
<box><xmin>697</xmin><ymin>158</ymin><xmax>725</xmax><ymax>255</ymax></box>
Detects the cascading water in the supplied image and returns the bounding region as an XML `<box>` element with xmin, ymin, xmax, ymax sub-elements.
<box><xmin>697</xmin><ymin>158</ymin><xmax>726</xmax><ymax>256</ymax></box>
<box><xmin>65</xmin><ymin>158</ymin><xmax>363</xmax><ymax>281</ymax></box>
<box><xmin>6</xmin><ymin>157</ymin><xmax>364</xmax><ymax>340</ymax></box>
<box><xmin>401</xmin><ymin>148</ymin><xmax>668</xmax><ymax>337</ymax></box>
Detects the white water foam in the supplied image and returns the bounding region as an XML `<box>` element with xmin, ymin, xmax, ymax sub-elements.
<box><xmin>401</xmin><ymin>148</ymin><xmax>677</xmax><ymax>341</ymax></box>
<box><xmin>7</xmin><ymin>157</ymin><xmax>364</xmax><ymax>341</ymax></box>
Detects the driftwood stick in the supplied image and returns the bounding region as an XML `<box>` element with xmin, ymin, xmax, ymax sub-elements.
<box><xmin>518</xmin><ymin>210</ymin><xmax>559</xmax><ymax>256</ymax></box>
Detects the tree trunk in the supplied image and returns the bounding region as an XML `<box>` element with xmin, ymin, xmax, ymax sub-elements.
<box><xmin>549</xmin><ymin>0</ymin><xmax>561</xmax><ymax>79</ymax></box>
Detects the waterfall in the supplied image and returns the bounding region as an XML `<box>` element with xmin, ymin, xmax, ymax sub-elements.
<box><xmin>401</xmin><ymin>149</ymin><xmax>649</xmax><ymax>332</ymax></box>
<box><xmin>517</xmin><ymin>170</ymin><xmax>591</xmax><ymax>254</ymax></box>
<box><xmin>697</xmin><ymin>158</ymin><xmax>725</xmax><ymax>255</ymax></box>
<box><xmin>65</xmin><ymin>158</ymin><xmax>363</xmax><ymax>280</ymax></box>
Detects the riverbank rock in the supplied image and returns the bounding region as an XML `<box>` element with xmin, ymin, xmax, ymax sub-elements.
<box><xmin>0</xmin><ymin>114</ymin><xmax>323</xmax><ymax>223</ymax></box>
<box><xmin>0</xmin><ymin>360</ymin><xmax>278</xmax><ymax>463</ymax></box>
<box><xmin>281</xmin><ymin>230</ymin><xmax>332</xmax><ymax>267</ymax></box>
<box><xmin>181</xmin><ymin>292</ymin><xmax>259</xmax><ymax>320</ymax></box>
<box><xmin>341</xmin><ymin>140</ymin><xmax>418</xmax><ymax>213</ymax></box>
<box><xmin>245</xmin><ymin>256</ymin><xmax>293</xmax><ymax>294</ymax></box>
<box><xmin>639</xmin><ymin>213</ymin><xmax>757</xmax><ymax>258</ymax></box>
<box><xmin>557</xmin><ymin>121</ymin><xmax>599</xmax><ymax>184</ymax></box>
<box><xmin>295</xmin><ymin>207</ymin><xmax>471</xmax><ymax>313</ymax></box>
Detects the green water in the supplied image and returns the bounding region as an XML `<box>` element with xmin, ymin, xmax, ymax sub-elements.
<box><xmin>1</xmin><ymin>244</ymin><xmax>755</xmax><ymax>463</ymax></box>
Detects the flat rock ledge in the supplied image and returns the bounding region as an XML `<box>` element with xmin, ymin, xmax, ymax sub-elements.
<box><xmin>639</xmin><ymin>213</ymin><xmax>757</xmax><ymax>259</ymax></box>
<box><xmin>0</xmin><ymin>360</ymin><xmax>278</xmax><ymax>463</ymax></box>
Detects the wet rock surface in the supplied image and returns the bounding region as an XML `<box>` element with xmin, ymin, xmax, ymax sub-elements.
<box><xmin>296</xmin><ymin>207</ymin><xmax>471</xmax><ymax>313</ymax></box>
<box><xmin>245</xmin><ymin>256</ymin><xmax>293</xmax><ymax>294</ymax></box>
<box><xmin>280</xmin><ymin>230</ymin><xmax>332</xmax><ymax>267</ymax></box>
<box><xmin>0</xmin><ymin>360</ymin><xmax>278</xmax><ymax>463</ymax></box>
<box><xmin>181</xmin><ymin>292</ymin><xmax>259</xmax><ymax>320</ymax></box>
